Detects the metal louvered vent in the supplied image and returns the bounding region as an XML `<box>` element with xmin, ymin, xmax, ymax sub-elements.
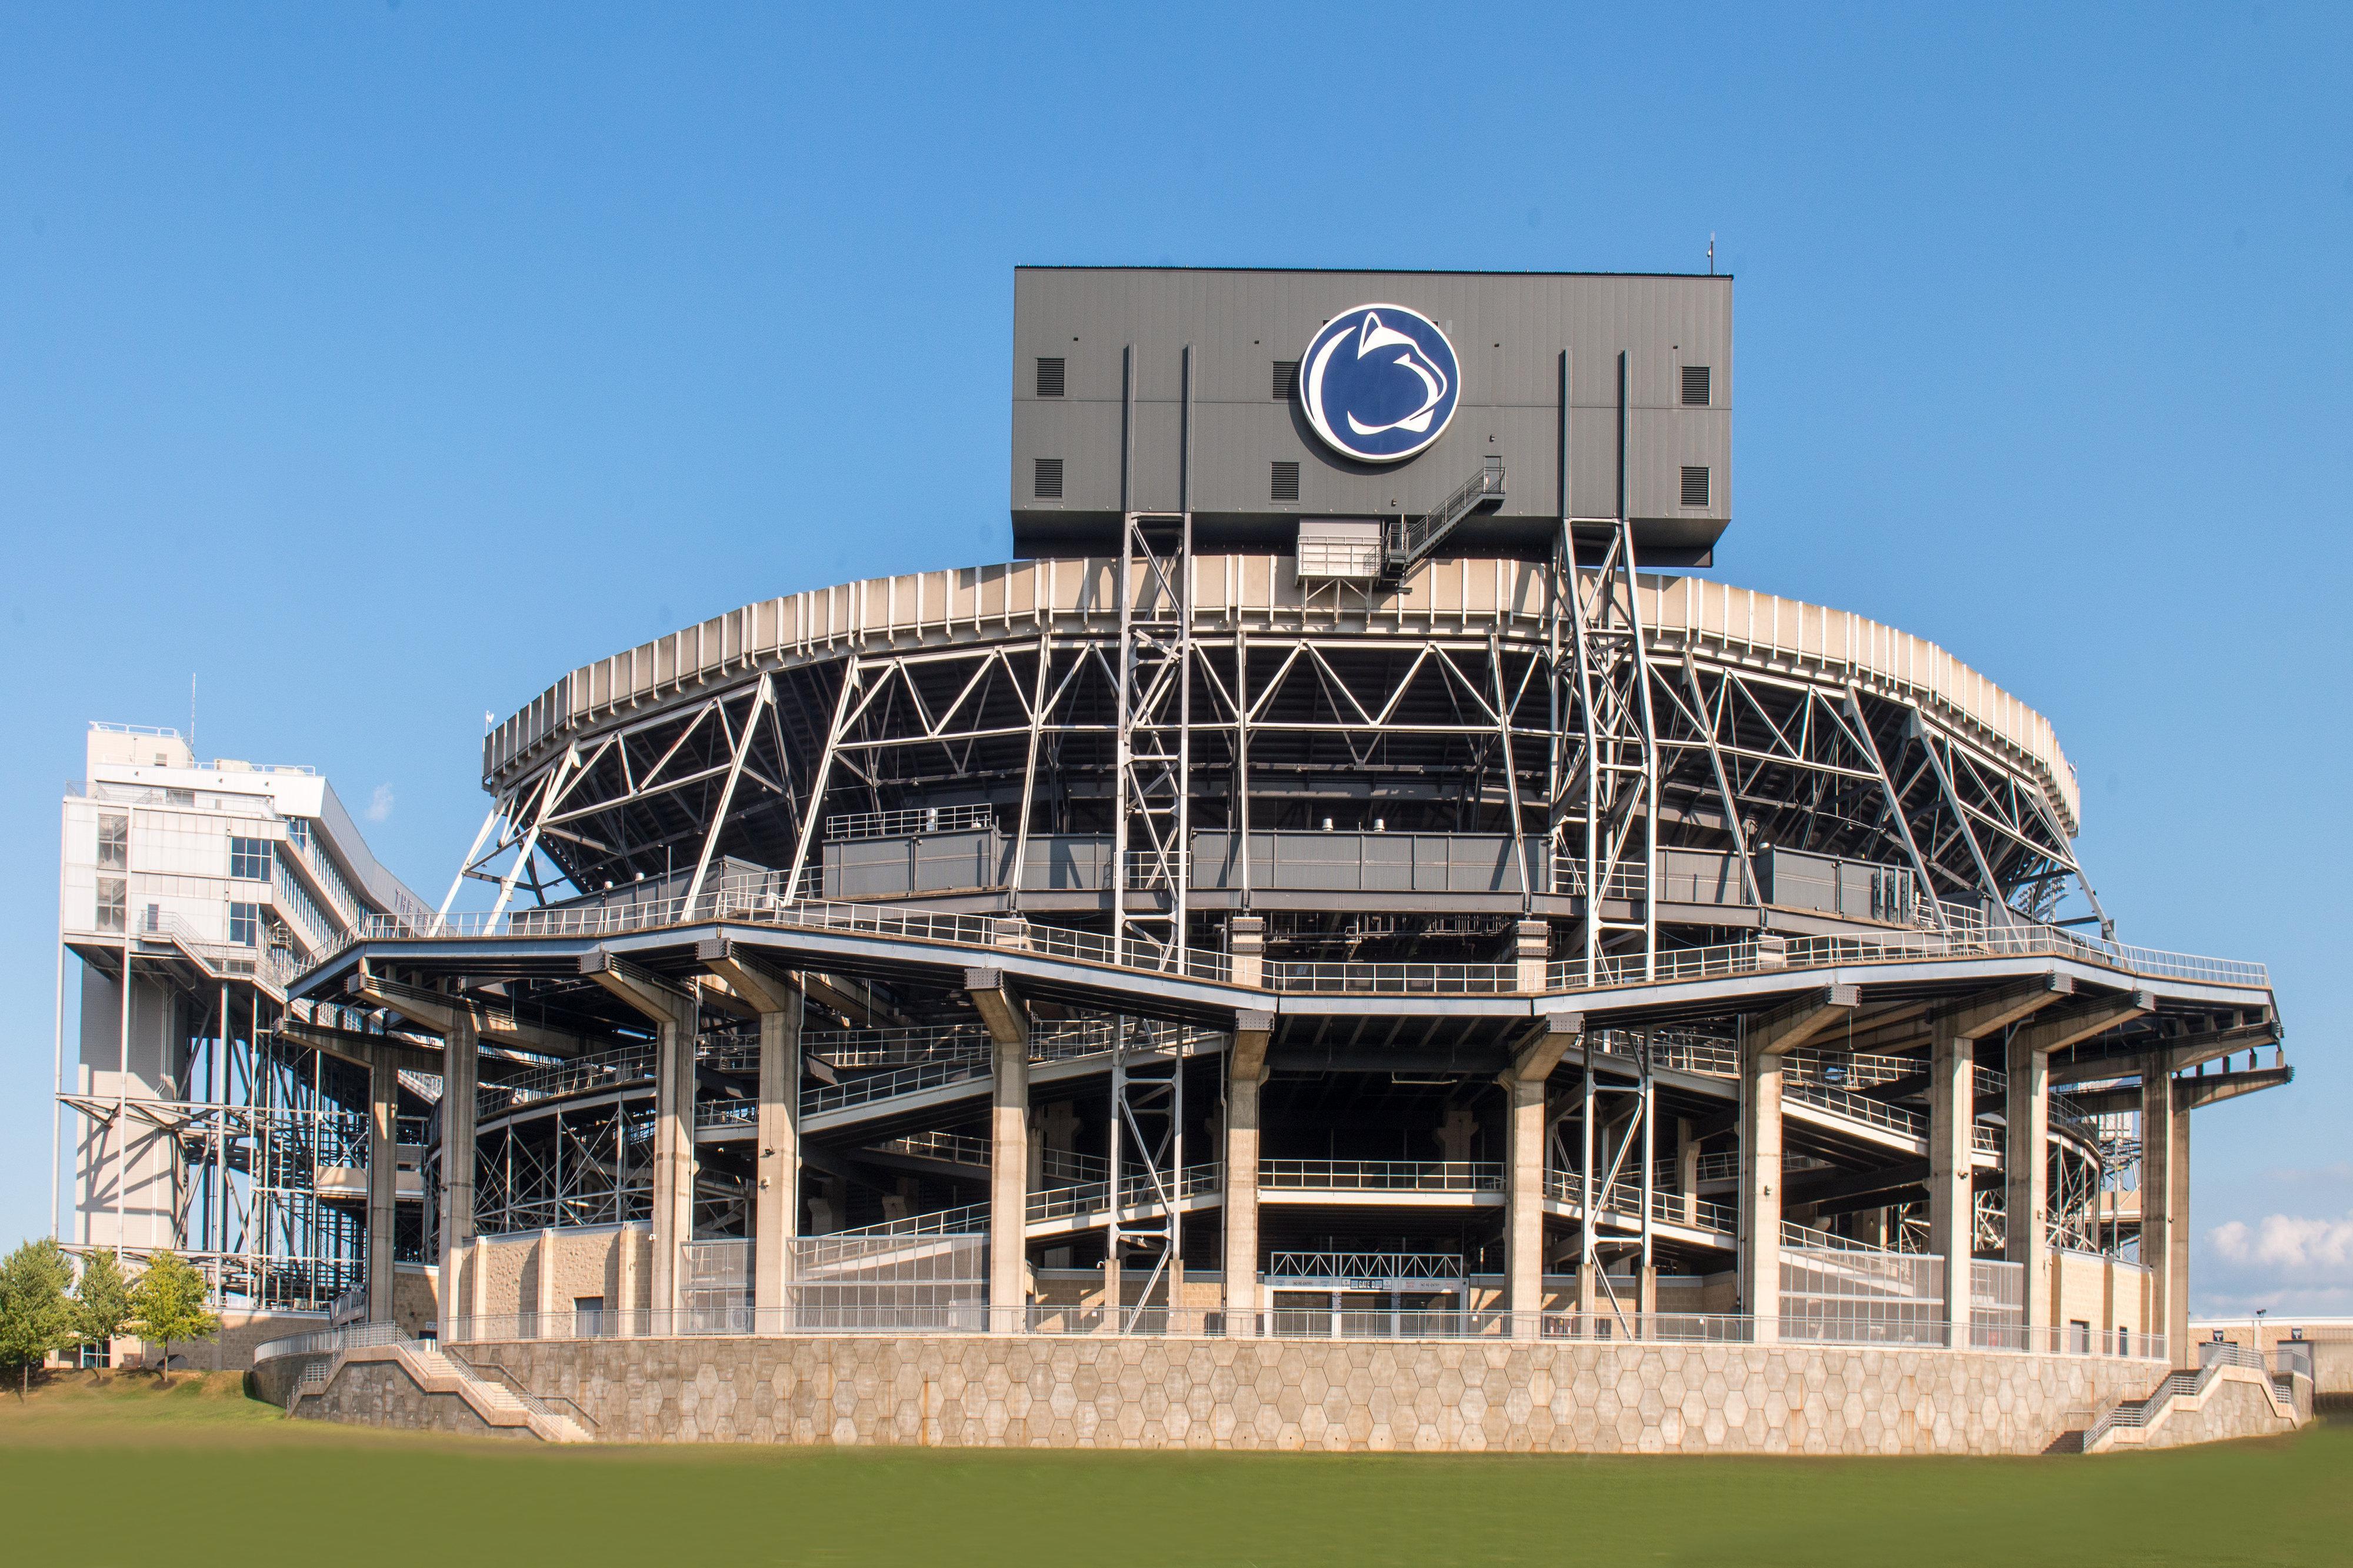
<box><xmin>1272</xmin><ymin>360</ymin><xmax>1300</xmax><ymax>400</ymax></box>
<box><xmin>1680</xmin><ymin>465</ymin><xmax>1711</xmax><ymax>507</ymax></box>
<box><xmin>1270</xmin><ymin>461</ymin><xmax>1301</xmax><ymax>502</ymax></box>
<box><xmin>1035</xmin><ymin>357</ymin><xmax>1066</xmax><ymax>398</ymax></box>
<box><xmin>1682</xmin><ymin>365</ymin><xmax>1711</xmax><ymax>406</ymax></box>
<box><xmin>1034</xmin><ymin>458</ymin><xmax>1064</xmax><ymax>499</ymax></box>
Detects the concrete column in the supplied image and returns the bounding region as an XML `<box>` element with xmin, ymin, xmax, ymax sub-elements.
<box><xmin>1927</xmin><ymin>1017</ymin><xmax>1975</xmax><ymax>1343</ymax></box>
<box><xmin>649</xmin><ymin>1010</ymin><xmax>696</xmax><ymax>1330</ymax></box>
<box><xmin>1227</xmin><ymin>916</ymin><xmax>1265</xmax><ymax>990</ymax></box>
<box><xmin>1738</xmin><ymin>1043</ymin><xmax>1784</xmax><ymax>1343</ymax></box>
<box><xmin>533</xmin><ymin>1228</ymin><xmax>559</xmax><ymax>1338</ymax></box>
<box><xmin>1504</xmin><ymin>1072</ymin><xmax>1547</xmax><ymax>1333</ymax></box>
<box><xmin>436</xmin><ymin>1018</ymin><xmax>478</xmax><ymax>1336</ymax></box>
<box><xmin>366</xmin><ymin>1050</ymin><xmax>398</xmax><ymax>1325</ymax></box>
<box><xmin>2005</xmin><ymin>1041</ymin><xmax>2052</xmax><ymax>1338</ymax></box>
<box><xmin>2141</xmin><ymin>1059</ymin><xmax>2190</xmax><ymax>1366</ymax></box>
<box><xmin>1514</xmin><ymin>920</ymin><xmax>1550</xmax><ymax>994</ymax></box>
<box><xmin>989</xmin><ymin>1035</ymin><xmax>1030</xmax><ymax>1329</ymax></box>
<box><xmin>754</xmin><ymin>993</ymin><xmax>802</xmax><ymax>1326</ymax></box>
<box><xmin>1222</xmin><ymin>1071</ymin><xmax>1264</xmax><ymax>1334</ymax></box>
<box><xmin>1676</xmin><ymin>1117</ymin><xmax>1698</xmax><ymax>1226</ymax></box>
<box><xmin>615</xmin><ymin>1223</ymin><xmax>642</xmax><ymax>1336</ymax></box>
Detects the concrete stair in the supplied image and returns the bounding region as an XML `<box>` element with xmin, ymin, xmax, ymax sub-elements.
<box><xmin>294</xmin><ymin>1341</ymin><xmax>592</xmax><ymax>1443</ymax></box>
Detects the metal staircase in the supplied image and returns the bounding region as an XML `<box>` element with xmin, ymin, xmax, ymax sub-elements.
<box><xmin>1383</xmin><ymin>456</ymin><xmax>1505</xmax><ymax>580</ymax></box>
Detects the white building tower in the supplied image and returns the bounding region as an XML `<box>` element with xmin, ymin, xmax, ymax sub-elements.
<box><xmin>56</xmin><ymin>722</ymin><xmax>429</xmax><ymax>1313</ymax></box>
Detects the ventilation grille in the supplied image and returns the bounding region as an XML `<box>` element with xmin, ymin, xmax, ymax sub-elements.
<box><xmin>1680</xmin><ymin>465</ymin><xmax>1711</xmax><ymax>507</ymax></box>
<box><xmin>1272</xmin><ymin>360</ymin><xmax>1300</xmax><ymax>400</ymax></box>
<box><xmin>1034</xmin><ymin>458</ymin><xmax>1064</xmax><ymax>499</ymax></box>
<box><xmin>1682</xmin><ymin>365</ymin><xmax>1711</xmax><ymax>406</ymax></box>
<box><xmin>1035</xmin><ymin>357</ymin><xmax>1065</xmax><ymax>398</ymax></box>
<box><xmin>1269</xmin><ymin>461</ymin><xmax>1301</xmax><ymax>502</ymax></box>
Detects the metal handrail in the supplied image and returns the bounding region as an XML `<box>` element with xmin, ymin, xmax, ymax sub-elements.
<box><xmin>801</xmin><ymin>1056</ymin><xmax>989</xmax><ymax>1117</ymax></box>
<box><xmin>1264</xmin><ymin>961</ymin><xmax>1517</xmax><ymax>995</ymax></box>
<box><xmin>1265</xmin><ymin>1250</ymin><xmax>1465</xmax><ymax>1285</ymax></box>
<box><xmin>479</xmin><ymin>1045</ymin><xmax>656</xmax><ymax>1118</ymax></box>
<box><xmin>1259</xmin><ymin>1159</ymin><xmax>1502</xmax><ymax>1192</ymax></box>
<box><xmin>1389</xmin><ymin>455</ymin><xmax>1505</xmax><ymax>565</ymax></box>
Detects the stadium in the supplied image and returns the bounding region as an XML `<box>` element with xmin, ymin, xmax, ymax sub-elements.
<box><xmin>59</xmin><ymin>268</ymin><xmax>2314</xmax><ymax>1451</ymax></box>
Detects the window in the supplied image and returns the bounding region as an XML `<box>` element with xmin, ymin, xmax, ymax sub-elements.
<box><xmin>1682</xmin><ymin>365</ymin><xmax>1712</xmax><ymax>406</ymax></box>
<box><xmin>78</xmin><ymin>1341</ymin><xmax>110</xmax><ymax>1369</ymax></box>
<box><xmin>1270</xmin><ymin>461</ymin><xmax>1301</xmax><ymax>502</ymax></box>
<box><xmin>285</xmin><ymin>818</ymin><xmax>310</xmax><ymax>854</ymax></box>
<box><xmin>98</xmin><ymin>814</ymin><xmax>128</xmax><ymax>870</ymax></box>
<box><xmin>1680</xmin><ymin>465</ymin><xmax>1712</xmax><ymax>507</ymax></box>
<box><xmin>2070</xmin><ymin>1319</ymin><xmax>2091</xmax><ymax>1355</ymax></box>
<box><xmin>229</xmin><ymin>836</ymin><xmax>268</xmax><ymax>881</ymax></box>
<box><xmin>1035</xmin><ymin>356</ymin><xmax>1065</xmax><ymax>398</ymax></box>
<box><xmin>96</xmin><ymin>878</ymin><xmax>126</xmax><ymax>933</ymax></box>
<box><xmin>228</xmin><ymin>902</ymin><xmax>260</xmax><ymax>947</ymax></box>
<box><xmin>1272</xmin><ymin>360</ymin><xmax>1300</xmax><ymax>400</ymax></box>
<box><xmin>1033</xmin><ymin>457</ymin><xmax>1064</xmax><ymax>499</ymax></box>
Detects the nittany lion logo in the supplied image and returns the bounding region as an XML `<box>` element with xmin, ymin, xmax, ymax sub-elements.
<box><xmin>1298</xmin><ymin>303</ymin><xmax>1461</xmax><ymax>463</ymax></box>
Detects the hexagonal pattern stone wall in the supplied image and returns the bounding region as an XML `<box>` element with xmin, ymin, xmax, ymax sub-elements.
<box><xmin>446</xmin><ymin>1336</ymin><xmax>2167</xmax><ymax>1455</ymax></box>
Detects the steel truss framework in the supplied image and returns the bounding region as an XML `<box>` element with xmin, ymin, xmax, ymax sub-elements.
<box><xmin>62</xmin><ymin>960</ymin><xmax>375</xmax><ymax>1311</ymax></box>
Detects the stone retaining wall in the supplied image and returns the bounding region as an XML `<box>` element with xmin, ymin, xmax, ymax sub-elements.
<box><xmin>442</xmin><ymin>1335</ymin><xmax>2163</xmax><ymax>1455</ymax></box>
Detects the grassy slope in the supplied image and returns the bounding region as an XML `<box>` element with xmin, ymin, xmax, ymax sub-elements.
<box><xmin>2</xmin><ymin>1372</ymin><xmax>2343</xmax><ymax>1567</ymax></box>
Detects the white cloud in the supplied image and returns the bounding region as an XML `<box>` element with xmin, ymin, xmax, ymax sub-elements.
<box><xmin>2199</xmin><ymin>1209</ymin><xmax>2353</xmax><ymax>1317</ymax></box>
<box><xmin>365</xmin><ymin>783</ymin><xmax>395</xmax><ymax>823</ymax></box>
<box><xmin>2210</xmin><ymin>1212</ymin><xmax>2353</xmax><ymax>1273</ymax></box>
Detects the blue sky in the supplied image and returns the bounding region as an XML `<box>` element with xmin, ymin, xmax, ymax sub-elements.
<box><xmin>2</xmin><ymin>3</ymin><xmax>2346</xmax><ymax>1315</ymax></box>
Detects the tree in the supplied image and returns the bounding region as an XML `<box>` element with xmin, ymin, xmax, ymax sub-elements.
<box><xmin>74</xmin><ymin>1249</ymin><xmax>132</xmax><ymax>1356</ymax></box>
<box><xmin>126</xmin><ymin>1251</ymin><xmax>220</xmax><ymax>1384</ymax></box>
<box><xmin>0</xmin><ymin>1238</ymin><xmax>81</xmax><ymax>1397</ymax></box>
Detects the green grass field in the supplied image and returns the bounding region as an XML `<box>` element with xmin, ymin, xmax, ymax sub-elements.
<box><xmin>3</xmin><ymin>1372</ymin><xmax>2342</xmax><ymax>1567</ymax></box>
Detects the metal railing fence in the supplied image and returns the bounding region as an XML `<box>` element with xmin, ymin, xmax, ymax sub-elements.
<box><xmin>1258</xmin><ymin>1159</ymin><xmax>1502</xmax><ymax>1193</ymax></box>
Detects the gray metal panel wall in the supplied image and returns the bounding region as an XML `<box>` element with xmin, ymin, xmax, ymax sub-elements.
<box><xmin>1011</xmin><ymin>267</ymin><xmax>1732</xmax><ymax>561</ymax></box>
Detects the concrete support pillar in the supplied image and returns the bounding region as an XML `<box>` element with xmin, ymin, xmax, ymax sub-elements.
<box><xmin>2005</xmin><ymin>1040</ymin><xmax>2052</xmax><ymax>1337</ymax></box>
<box><xmin>534</xmin><ymin>1227</ymin><xmax>559</xmax><ymax>1338</ymax></box>
<box><xmin>754</xmin><ymin>994</ymin><xmax>802</xmax><ymax>1325</ymax></box>
<box><xmin>1638</xmin><ymin>1263</ymin><xmax>1658</xmax><ymax>1320</ymax></box>
<box><xmin>1222</xmin><ymin>1012</ymin><xmax>1272</xmax><ymax>1335</ymax></box>
<box><xmin>467</xmin><ymin>1235</ymin><xmax>488</xmax><ymax>1329</ymax></box>
<box><xmin>1514</xmin><ymin>920</ymin><xmax>1550</xmax><ymax>994</ymax></box>
<box><xmin>649</xmin><ymin>1010</ymin><xmax>696</xmax><ymax>1329</ymax></box>
<box><xmin>2142</xmin><ymin>1059</ymin><xmax>2190</xmax><ymax>1366</ymax></box>
<box><xmin>1227</xmin><ymin>916</ymin><xmax>1265</xmax><ymax>990</ymax></box>
<box><xmin>989</xmin><ymin>1035</ymin><xmax>1030</xmax><ymax>1328</ymax></box>
<box><xmin>1739</xmin><ymin>1043</ymin><xmax>1784</xmax><ymax>1342</ymax></box>
<box><xmin>366</xmin><ymin>1050</ymin><xmax>398</xmax><ymax>1325</ymax></box>
<box><xmin>1222</xmin><ymin>1072</ymin><xmax>1264</xmax><ymax>1334</ymax></box>
<box><xmin>616</xmin><ymin>1223</ymin><xmax>642</xmax><ymax>1337</ymax></box>
<box><xmin>436</xmin><ymin>1019</ymin><xmax>478</xmax><ymax>1336</ymax></box>
<box><xmin>1676</xmin><ymin>1117</ymin><xmax>1698</xmax><ymax>1226</ymax></box>
<box><xmin>1928</xmin><ymin>1017</ymin><xmax>1975</xmax><ymax>1343</ymax></box>
<box><xmin>1504</xmin><ymin>1072</ymin><xmax>1548</xmax><ymax>1333</ymax></box>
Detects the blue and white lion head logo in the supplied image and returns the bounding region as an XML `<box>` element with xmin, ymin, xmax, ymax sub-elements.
<box><xmin>1298</xmin><ymin>303</ymin><xmax>1461</xmax><ymax>463</ymax></box>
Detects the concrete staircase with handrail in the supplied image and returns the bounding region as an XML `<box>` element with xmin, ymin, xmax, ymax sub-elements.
<box><xmin>288</xmin><ymin>1335</ymin><xmax>592</xmax><ymax>1442</ymax></box>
